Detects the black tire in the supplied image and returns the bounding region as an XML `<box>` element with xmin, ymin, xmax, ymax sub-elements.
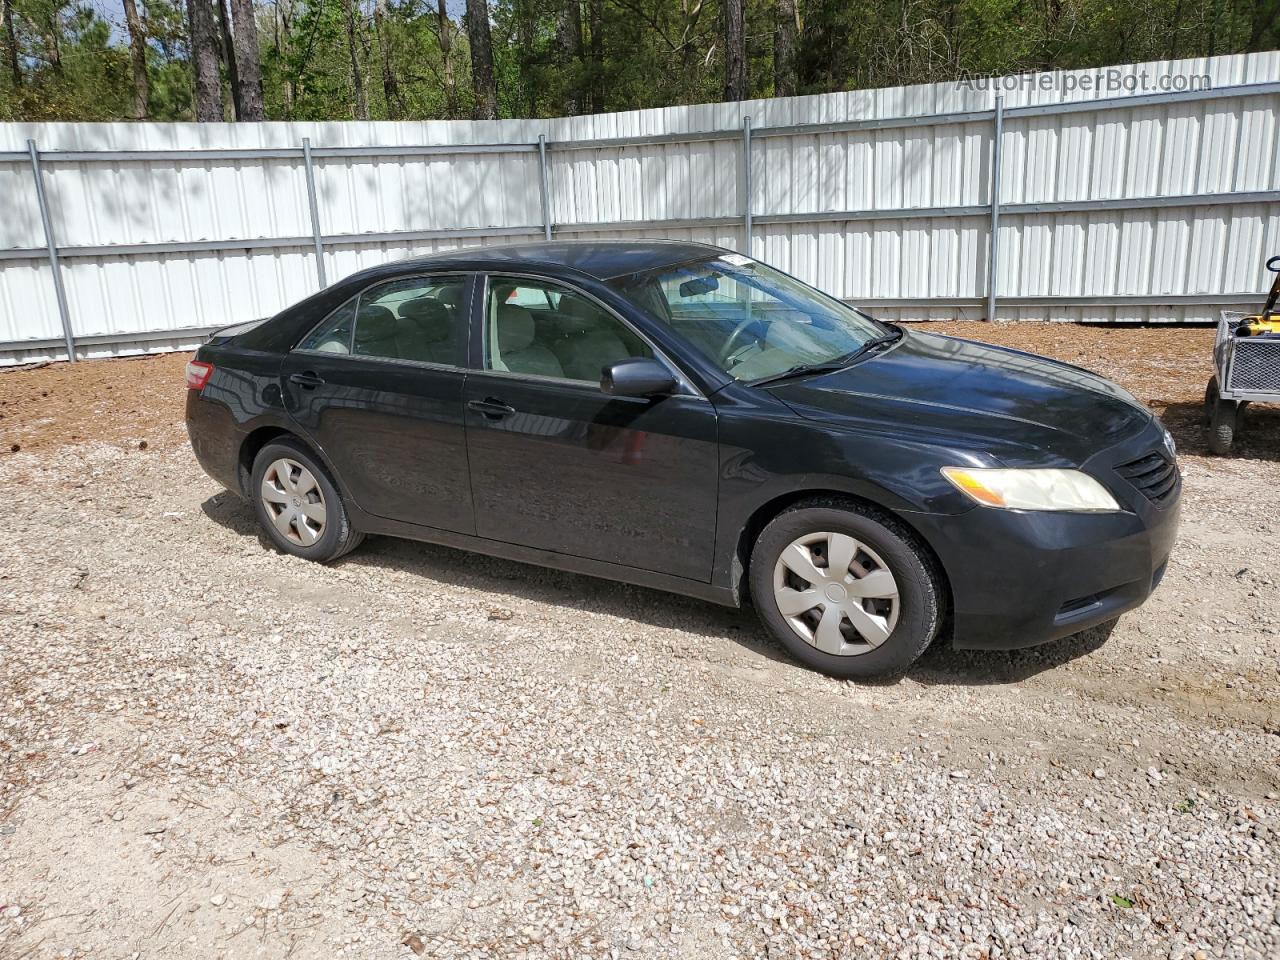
<box><xmin>1203</xmin><ymin>375</ymin><xmax>1218</xmax><ymax>425</ymax></box>
<box><xmin>749</xmin><ymin>498</ymin><xmax>945</xmax><ymax>679</ymax></box>
<box><xmin>250</xmin><ymin>438</ymin><xmax>364</xmax><ymax>562</ymax></box>
<box><xmin>1208</xmin><ymin>395</ymin><xmax>1237</xmax><ymax>456</ymax></box>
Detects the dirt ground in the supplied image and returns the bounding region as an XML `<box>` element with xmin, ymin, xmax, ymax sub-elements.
<box><xmin>1</xmin><ymin>321</ymin><xmax>1277</xmax><ymax>960</ymax></box>
<box><xmin>1</xmin><ymin>323</ymin><xmax>1270</xmax><ymax>458</ymax></box>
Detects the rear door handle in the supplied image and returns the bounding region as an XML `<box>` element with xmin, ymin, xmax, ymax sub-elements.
<box><xmin>289</xmin><ymin>371</ymin><xmax>326</xmax><ymax>389</ymax></box>
<box><xmin>467</xmin><ymin>398</ymin><xmax>516</xmax><ymax>419</ymax></box>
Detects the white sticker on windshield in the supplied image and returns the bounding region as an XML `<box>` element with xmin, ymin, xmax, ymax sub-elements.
<box><xmin>718</xmin><ymin>254</ymin><xmax>754</xmax><ymax>267</ymax></box>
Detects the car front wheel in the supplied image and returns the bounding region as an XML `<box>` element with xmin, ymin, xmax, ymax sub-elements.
<box><xmin>250</xmin><ymin>439</ymin><xmax>364</xmax><ymax>562</ymax></box>
<box><xmin>749</xmin><ymin>499</ymin><xmax>945</xmax><ymax>678</ymax></box>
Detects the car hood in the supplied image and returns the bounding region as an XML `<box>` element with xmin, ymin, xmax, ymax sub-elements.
<box><xmin>767</xmin><ymin>329</ymin><xmax>1153</xmax><ymax>466</ymax></box>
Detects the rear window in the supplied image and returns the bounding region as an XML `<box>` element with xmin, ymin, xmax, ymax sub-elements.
<box><xmin>209</xmin><ymin>318</ymin><xmax>268</xmax><ymax>341</ymax></box>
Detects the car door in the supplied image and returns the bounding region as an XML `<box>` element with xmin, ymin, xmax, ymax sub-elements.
<box><xmin>462</xmin><ymin>273</ymin><xmax>719</xmax><ymax>581</ymax></box>
<box><xmin>280</xmin><ymin>273</ymin><xmax>476</xmax><ymax>535</ymax></box>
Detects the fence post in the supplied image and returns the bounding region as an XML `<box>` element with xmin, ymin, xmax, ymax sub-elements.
<box><xmin>302</xmin><ymin>138</ymin><xmax>327</xmax><ymax>288</ymax></box>
<box><xmin>984</xmin><ymin>96</ymin><xmax>1004</xmax><ymax>322</ymax></box>
<box><xmin>537</xmin><ymin>134</ymin><xmax>553</xmax><ymax>241</ymax></box>
<box><xmin>27</xmin><ymin>139</ymin><xmax>76</xmax><ymax>363</ymax></box>
<box><xmin>742</xmin><ymin>116</ymin><xmax>753</xmax><ymax>256</ymax></box>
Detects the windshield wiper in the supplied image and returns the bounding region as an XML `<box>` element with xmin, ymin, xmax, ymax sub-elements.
<box><xmin>839</xmin><ymin>326</ymin><xmax>903</xmax><ymax>363</ymax></box>
<box><xmin>748</xmin><ymin>327</ymin><xmax>902</xmax><ymax>388</ymax></box>
<box><xmin>747</xmin><ymin>359</ymin><xmax>852</xmax><ymax>387</ymax></box>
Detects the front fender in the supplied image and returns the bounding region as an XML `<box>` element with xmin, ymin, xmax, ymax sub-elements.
<box><xmin>709</xmin><ymin>386</ymin><xmax>976</xmax><ymax>595</ymax></box>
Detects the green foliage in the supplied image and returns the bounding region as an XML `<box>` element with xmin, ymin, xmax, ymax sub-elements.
<box><xmin>265</xmin><ymin>0</ymin><xmax>351</xmax><ymax>119</ymax></box>
<box><xmin>2</xmin><ymin>0</ymin><xmax>134</xmax><ymax>119</ymax></box>
<box><xmin>0</xmin><ymin>0</ymin><xmax>1272</xmax><ymax>122</ymax></box>
<box><xmin>142</xmin><ymin>0</ymin><xmax>194</xmax><ymax>118</ymax></box>
<box><xmin>793</xmin><ymin>0</ymin><xmax>1259</xmax><ymax>94</ymax></box>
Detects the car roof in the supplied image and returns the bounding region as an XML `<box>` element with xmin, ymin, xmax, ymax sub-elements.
<box><xmin>376</xmin><ymin>239</ymin><xmax>726</xmax><ymax>283</ymax></box>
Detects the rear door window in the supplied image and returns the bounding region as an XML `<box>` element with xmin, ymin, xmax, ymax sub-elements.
<box><xmin>296</xmin><ymin>276</ymin><xmax>468</xmax><ymax>366</ymax></box>
<box><xmin>351</xmin><ymin>277</ymin><xmax>466</xmax><ymax>366</ymax></box>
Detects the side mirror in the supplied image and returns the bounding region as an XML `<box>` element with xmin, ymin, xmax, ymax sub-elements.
<box><xmin>600</xmin><ymin>358</ymin><xmax>677</xmax><ymax>397</ymax></box>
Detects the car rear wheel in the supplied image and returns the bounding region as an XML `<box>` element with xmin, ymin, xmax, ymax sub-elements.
<box><xmin>749</xmin><ymin>499</ymin><xmax>944</xmax><ymax>678</ymax></box>
<box><xmin>251</xmin><ymin>439</ymin><xmax>364</xmax><ymax>562</ymax></box>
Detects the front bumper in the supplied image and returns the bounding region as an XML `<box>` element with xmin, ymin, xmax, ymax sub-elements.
<box><xmin>909</xmin><ymin>421</ymin><xmax>1181</xmax><ymax>651</ymax></box>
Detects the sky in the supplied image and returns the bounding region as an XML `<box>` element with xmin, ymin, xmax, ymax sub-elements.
<box><xmin>90</xmin><ymin>0</ymin><xmax>128</xmax><ymax>43</ymax></box>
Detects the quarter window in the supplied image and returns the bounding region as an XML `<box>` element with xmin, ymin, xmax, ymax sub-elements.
<box><xmin>297</xmin><ymin>297</ymin><xmax>357</xmax><ymax>353</ymax></box>
<box><xmin>484</xmin><ymin>277</ymin><xmax>653</xmax><ymax>382</ymax></box>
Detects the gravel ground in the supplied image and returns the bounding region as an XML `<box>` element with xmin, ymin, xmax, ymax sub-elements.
<box><xmin>1</xmin><ymin>323</ymin><xmax>1278</xmax><ymax>960</ymax></box>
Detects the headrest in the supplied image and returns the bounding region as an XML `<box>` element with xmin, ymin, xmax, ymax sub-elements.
<box><xmin>558</xmin><ymin>294</ymin><xmax>599</xmax><ymax>321</ymax></box>
<box><xmin>354</xmin><ymin>304</ymin><xmax>397</xmax><ymax>344</ymax></box>
<box><xmin>435</xmin><ymin>284</ymin><xmax>465</xmax><ymax>312</ymax></box>
<box><xmin>399</xmin><ymin>298</ymin><xmax>452</xmax><ymax>342</ymax></box>
<box><xmin>536</xmin><ymin>309</ymin><xmax>584</xmax><ymax>339</ymax></box>
<box><xmin>495</xmin><ymin>304</ymin><xmax>535</xmax><ymax>352</ymax></box>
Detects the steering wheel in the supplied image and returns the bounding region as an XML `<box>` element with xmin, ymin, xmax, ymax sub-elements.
<box><xmin>717</xmin><ymin>317</ymin><xmax>759</xmax><ymax>366</ymax></box>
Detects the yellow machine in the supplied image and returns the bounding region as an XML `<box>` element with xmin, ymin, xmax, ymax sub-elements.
<box><xmin>1236</xmin><ymin>316</ymin><xmax>1280</xmax><ymax>336</ymax></box>
<box><xmin>1204</xmin><ymin>255</ymin><xmax>1280</xmax><ymax>454</ymax></box>
<box><xmin>1235</xmin><ymin>255</ymin><xmax>1280</xmax><ymax>337</ymax></box>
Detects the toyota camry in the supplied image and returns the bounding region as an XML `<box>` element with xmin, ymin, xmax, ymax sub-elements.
<box><xmin>186</xmin><ymin>241</ymin><xmax>1180</xmax><ymax>678</ymax></box>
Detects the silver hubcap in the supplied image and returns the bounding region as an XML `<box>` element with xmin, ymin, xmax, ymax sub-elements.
<box><xmin>260</xmin><ymin>458</ymin><xmax>327</xmax><ymax>547</ymax></box>
<box><xmin>772</xmin><ymin>531</ymin><xmax>900</xmax><ymax>657</ymax></box>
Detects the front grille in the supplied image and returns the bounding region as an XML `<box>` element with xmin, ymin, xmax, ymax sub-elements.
<box><xmin>1229</xmin><ymin>338</ymin><xmax>1280</xmax><ymax>392</ymax></box>
<box><xmin>1115</xmin><ymin>450</ymin><xmax>1179</xmax><ymax>507</ymax></box>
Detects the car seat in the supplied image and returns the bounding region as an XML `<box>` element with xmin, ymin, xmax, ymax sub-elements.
<box><xmin>352</xmin><ymin>304</ymin><xmax>400</xmax><ymax>358</ymax></box>
<box><xmin>491</xmin><ymin>303</ymin><xmax>564</xmax><ymax>377</ymax></box>
<box><xmin>435</xmin><ymin>283</ymin><xmax>466</xmax><ymax>320</ymax></box>
<box><xmin>550</xmin><ymin>294</ymin><xmax>641</xmax><ymax>381</ymax></box>
<box><xmin>397</xmin><ymin>297</ymin><xmax>455</xmax><ymax>364</ymax></box>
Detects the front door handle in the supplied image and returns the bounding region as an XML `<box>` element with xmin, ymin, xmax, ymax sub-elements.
<box><xmin>467</xmin><ymin>398</ymin><xmax>517</xmax><ymax>419</ymax></box>
<box><xmin>289</xmin><ymin>371</ymin><xmax>326</xmax><ymax>389</ymax></box>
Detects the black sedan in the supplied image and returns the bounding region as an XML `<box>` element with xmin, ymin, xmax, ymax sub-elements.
<box><xmin>186</xmin><ymin>241</ymin><xmax>1180</xmax><ymax>678</ymax></box>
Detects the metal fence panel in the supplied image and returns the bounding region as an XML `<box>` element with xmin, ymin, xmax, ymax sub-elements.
<box><xmin>0</xmin><ymin>260</ymin><xmax>63</xmax><ymax>343</ymax></box>
<box><xmin>3</xmin><ymin>51</ymin><xmax>1280</xmax><ymax>363</ymax></box>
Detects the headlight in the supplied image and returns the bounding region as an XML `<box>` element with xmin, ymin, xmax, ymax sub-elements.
<box><xmin>941</xmin><ymin>467</ymin><xmax>1122</xmax><ymax>512</ymax></box>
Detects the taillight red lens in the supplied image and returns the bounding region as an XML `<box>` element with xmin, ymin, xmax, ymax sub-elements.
<box><xmin>185</xmin><ymin>361</ymin><xmax>213</xmax><ymax>390</ymax></box>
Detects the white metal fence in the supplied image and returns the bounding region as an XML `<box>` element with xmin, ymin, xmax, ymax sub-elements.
<box><xmin>2</xmin><ymin>51</ymin><xmax>1279</xmax><ymax>365</ymax></box>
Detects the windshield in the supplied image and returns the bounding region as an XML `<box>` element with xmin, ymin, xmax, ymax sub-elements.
<box><xmin>611</xmin><ymin>253</ymin><xmax>888</xmax><ymax>382</ymax></box>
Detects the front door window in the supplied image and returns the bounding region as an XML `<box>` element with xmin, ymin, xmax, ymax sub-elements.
<box><xmin>484</xmin><ymin>277</ymin><xmax>653</xmax><ymax>382</ymax></box>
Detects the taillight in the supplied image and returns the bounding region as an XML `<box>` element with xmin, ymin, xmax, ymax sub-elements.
<box><xmin>185</xmin><ymin>361</ymin><xmax>213</xmax><ymax>391</ymax></box>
